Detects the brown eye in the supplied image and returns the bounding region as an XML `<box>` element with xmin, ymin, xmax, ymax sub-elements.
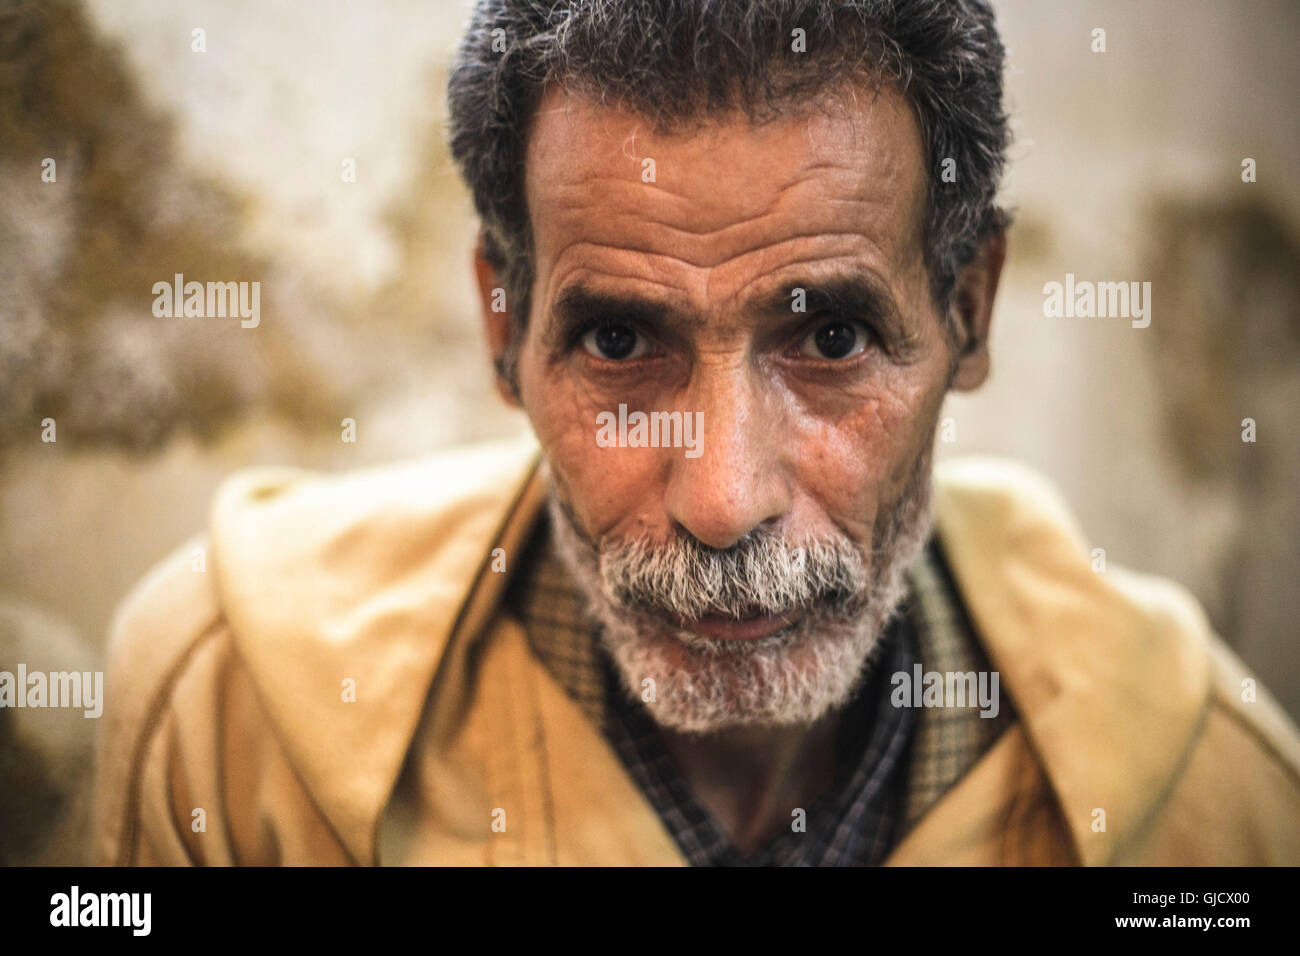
<box><xmin>799</xmin><ymin>319</ymin><xmax>870</xmax><ymax>360</ymax></box>
<box><xmin>581</xmin><ymin>322</ymin><xmax>648</xmax><ymax>360</ymax></box>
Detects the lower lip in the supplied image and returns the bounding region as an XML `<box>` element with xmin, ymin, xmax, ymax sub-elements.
<box><xmin>684</xmin><ymin>611</ymin><xmax>799</xmax><ymax>641</ymax></box>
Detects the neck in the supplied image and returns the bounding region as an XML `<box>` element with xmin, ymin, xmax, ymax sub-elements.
<box><xmin>658</xmin><ymin>711</ymin><xmax>842</xmax><ymax>856</ymax></box>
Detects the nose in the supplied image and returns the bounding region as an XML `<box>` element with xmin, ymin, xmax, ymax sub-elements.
<box><xmin>662</xmin><ymin>366</ymin><xmax>791</xmax><ymax>550</ymax></box>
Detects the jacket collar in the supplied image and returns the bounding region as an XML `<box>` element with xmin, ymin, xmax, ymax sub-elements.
<box><xmin>210</xmin><ymin>434</ymin><xmax>546</xmax><ymax>864</ymax></box>
<box><xmin>211</xmin><ymin>439</ymin><xmax>1211</xmax><ymax>866</ymax></box>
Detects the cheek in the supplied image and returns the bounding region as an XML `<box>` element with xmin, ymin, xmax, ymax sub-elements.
<box><xmin>519</xmin><ymin>354</ymin><xmax>666</xmax><ymax>539</ymax></box>
<box><xmin>790</xmin><ymin>367</ymin><xmax>944</xmax><ymax>536</ymax></box>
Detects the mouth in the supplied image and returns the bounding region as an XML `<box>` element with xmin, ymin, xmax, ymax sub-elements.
<box><xmin>676</xmin><ymin>607</ymin><xmax>804</xmax><ymax>642</ymax></box>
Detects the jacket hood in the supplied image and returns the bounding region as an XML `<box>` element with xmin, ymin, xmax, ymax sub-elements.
<box><xmin>209</xmin><ymin>434</ymin><xmax>545</xmax><ymax>861</ymax></box>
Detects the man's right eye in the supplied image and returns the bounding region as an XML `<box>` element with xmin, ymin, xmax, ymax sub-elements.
<box><xmin>580</xmin><ymin>322</ymin><xmax>648</xmax><ymax>361</ymax></box>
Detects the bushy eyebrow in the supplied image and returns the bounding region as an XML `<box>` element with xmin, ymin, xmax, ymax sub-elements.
<box><xmin>542</xmin><ymin>270</ymin><xmax>911</xmax><ymax>350</ymax></box>
<box><xmin>543</xmin><ymin>285</ymin><xmax>677</xmax><ymax>349</ymax></box>
<box><xmin>751</xmin><ymin>273</ymin><xmax>905</xmax><ymax>334</ymax></box>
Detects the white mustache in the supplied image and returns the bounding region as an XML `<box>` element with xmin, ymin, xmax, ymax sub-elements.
<box><xmin>597</xmin><ymin>530</ymin><xmax>870</xmax><ymax>621</ymax></box>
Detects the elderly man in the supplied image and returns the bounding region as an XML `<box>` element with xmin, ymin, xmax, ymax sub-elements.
<box><xmin>93</xmin><ymin>0</ymin><xmax>1299</xmax><ymax>866</ymax></box>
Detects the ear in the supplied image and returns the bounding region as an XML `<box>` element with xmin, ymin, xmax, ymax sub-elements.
<box><xmin>947</xmin><ymin>228</ymin><xmax>1007</xmax><ymax>392</ymax></box>
<box><xmin>472</xmin><ymin>232</ymin><xmax>522</xmax><ymax>407</ymax></box>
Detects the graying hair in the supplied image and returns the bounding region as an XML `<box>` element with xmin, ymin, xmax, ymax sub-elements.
<box><xmin>447</xmin><ymin>0</ymin><xmax>1011</xmax><ymax>385</ymax></box>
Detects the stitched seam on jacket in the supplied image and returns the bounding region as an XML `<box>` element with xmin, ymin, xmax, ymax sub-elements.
<box><xmin>1206</xmin><ymin>694</ymin><xmax>1300</xmax><ymax>791</ymax></box>
<box><xmin>1105</xmin><ymin>692</ymin><xmax>1212</xmax><ymax>866</ymax></box>
<box><xmin>524</xmin><ymin>655</ymin><xmax>559</xmax><ymax>865</ymax></box>
<box><xmin>122</xmin><ymin>621</ymin><xmax>364</xmax><ymax>867</ymax></box>
<box><xmin>117</xmin><ymin>620</ymin><xmax>225</xmax><ymax>866</ymax></box>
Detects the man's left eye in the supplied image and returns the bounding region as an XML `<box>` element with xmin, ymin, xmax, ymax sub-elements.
<box><xmin>798</xmin><ymin>319</ymin><xmax>871</xmax><ymax>360</ymax></box>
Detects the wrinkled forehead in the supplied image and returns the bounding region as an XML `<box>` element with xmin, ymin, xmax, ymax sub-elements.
<box><xmin>521</xmin><ymin>81</ymin><xmax>931</xmax><ymax>304</ymax></box>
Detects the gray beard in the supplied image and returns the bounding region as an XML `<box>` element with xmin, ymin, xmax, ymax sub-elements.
<box><xmin>546</xmin><ymin>456</ymin><xmax>934</xmax><ymax>734</ymax></box>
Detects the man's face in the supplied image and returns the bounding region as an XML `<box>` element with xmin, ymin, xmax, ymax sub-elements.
<box><xmin>499</xmin><ymin>82</ymin><xmax>967</xmax><ymax>731</ymax></box>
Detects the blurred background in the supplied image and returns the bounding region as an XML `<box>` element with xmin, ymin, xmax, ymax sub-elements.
<box><xmin>1</xmin><ymin>0</ymin><xmax>1297</xmax><ymax>864</ymax></box>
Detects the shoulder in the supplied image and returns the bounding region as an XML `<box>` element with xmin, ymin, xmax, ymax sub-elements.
<box><xmin>210</xmin><ymin>433</ymin><xmax>542</xmax><ymax>541</ymax></box>
<box><xmin>94</xmin><ymin>434</ymin><xmax>544</xmax><ymax>864</ymax></box>
<box><xmin>934</xmin><ymin>455</ymin><xmax>1300</xmax><ymax>862</ymax></box>
<box><xmin>935</xmin><ymin>455</ymin><xmax>1300</xmax><ymax>771</ymax></box>
<box><xmin>1198</xmin><ymin>633</ymin><xmax>1300</xmax><ymax>814</ymax></box>
<box><xmin>932</xmin><ymin>455</ymin><xmax>1216</xmax><ymax>648</ymax></box>
<box><xmin>205</xmin><ymin>432</ymin><xmax>542</xmax><ymax>684</ymax></box>
<box><xmin>933</xmin><ymin>455</ymin><xmax>1083</xmax><ymax>536</ymax></box>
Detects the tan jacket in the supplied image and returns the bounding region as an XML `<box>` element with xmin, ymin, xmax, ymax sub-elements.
<box><xmin>91</xmin><ymin>435</ymin><xmax>1300</xmax><ymax>865</ymax></box>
